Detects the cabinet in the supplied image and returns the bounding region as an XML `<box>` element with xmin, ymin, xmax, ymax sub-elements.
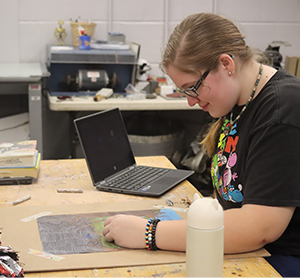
<box><xmin>0</xmin><ymin>63</ymin><xmax>48</xmax><ymax>157</ymax></box>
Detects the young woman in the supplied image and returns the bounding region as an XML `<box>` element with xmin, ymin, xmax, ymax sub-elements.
<box><xmin>103</xmin><ymin>13</ymin><xmax>300</xmax><ymax>276</ymax></box>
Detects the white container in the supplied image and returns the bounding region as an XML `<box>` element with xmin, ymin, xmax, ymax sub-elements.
<box><xmin>186</xmin><ymin>193</ymin><xmax>224</xmax><ymax>277</ymax></box>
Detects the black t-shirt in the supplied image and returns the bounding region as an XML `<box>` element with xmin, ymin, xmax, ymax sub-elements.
<box><xmin>211</xmin><ymin>68</ymin><xmax>300</xmax><ymax>255</ymax></box>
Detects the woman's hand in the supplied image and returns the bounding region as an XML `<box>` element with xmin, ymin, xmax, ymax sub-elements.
<box><xmin>103</xmin><ymin>214</ymin><xmax>147</xmax><ymax>249</ymax></box>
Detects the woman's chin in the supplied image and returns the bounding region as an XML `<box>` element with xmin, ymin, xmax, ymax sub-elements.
<box><xmin>208</xmin><ymin>111</ymin><xmax>223</xmax><ymax>119</ymax></box>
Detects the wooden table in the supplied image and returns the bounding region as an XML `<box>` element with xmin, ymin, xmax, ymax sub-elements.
<box><xmin>0</xmin><ymin>156</ymin><xmax>280</xmax><ymax>277</ymax></box>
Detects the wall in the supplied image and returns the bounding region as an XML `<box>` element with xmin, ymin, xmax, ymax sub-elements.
<box><xmin>1</xmin><ymin>0</ymin><xmax>300</xmax><ymax>76</ymax></box>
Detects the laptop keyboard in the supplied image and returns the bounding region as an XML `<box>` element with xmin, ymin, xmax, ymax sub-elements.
<box><xmin>104</xmin><ymin>166</ymin><xmax>170</xmax><ymax>191</ymax></box>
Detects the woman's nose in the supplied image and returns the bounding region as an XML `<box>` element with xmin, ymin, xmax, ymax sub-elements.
<box><xmin>186</xmin><ymin>95</ymin><xmax>199</xmax><ymax>107</ymax></box>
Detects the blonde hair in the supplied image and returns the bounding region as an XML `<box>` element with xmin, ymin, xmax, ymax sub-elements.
<box><xmin>160</xmin><ymin>13</ymin><xmax>255</xmax><ymax>156</ymax></box>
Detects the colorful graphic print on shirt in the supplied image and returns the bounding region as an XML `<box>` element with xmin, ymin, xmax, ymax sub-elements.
<box><xmin>211</xmin><ymin>118</ymin><xmax>243</xmax><ymax>203</ymax></box>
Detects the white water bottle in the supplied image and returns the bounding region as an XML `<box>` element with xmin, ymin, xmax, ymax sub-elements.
<box><xmin>186</xmin><ymin>193</ymin><xmax>224</xmax><ymax>277</ymax></box>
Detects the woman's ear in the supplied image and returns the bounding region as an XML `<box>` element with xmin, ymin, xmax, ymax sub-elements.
<box><xmin>219</xmin><ymin>54</ymin><xmax>235</xmax><ymax>76</ymax></box>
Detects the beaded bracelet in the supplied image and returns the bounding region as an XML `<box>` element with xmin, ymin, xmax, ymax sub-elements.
<box><xmin>145</xmin><ymin>218</ymin><xmax>161</xmax><ymax>250</ymax></box>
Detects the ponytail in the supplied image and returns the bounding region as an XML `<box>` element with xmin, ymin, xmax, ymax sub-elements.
<box><xmin>200</xmin><ymin>118</ymin><xmax>224</xmax><ymax>157</ymax></box>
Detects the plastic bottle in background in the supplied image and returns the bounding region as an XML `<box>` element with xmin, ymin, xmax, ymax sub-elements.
<box><xmin>186</xmin><ymin>193</ymin><xmax>224</xmax><ymax>277</ymax></box>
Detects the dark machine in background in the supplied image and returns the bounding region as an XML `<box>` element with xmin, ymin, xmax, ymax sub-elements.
<box><xmin>264</xmin><ymin>44</ymin><xmax>283</xmax><ymax>68</ymax></box>
<box><xmin>66</xmin><ymin>70</ymin><xmax>118</xmax><ymax>92</ymax></box>
<box><xmin>263</xmin><ymin>41</ymin><xmax>291</xmax><ymax>68</ymax></box>
<box><xmin>46</xmin><ymin>45</ymin><xmax>138</xmax><ymax>96</ymax></box>
<box><xmin>43</xmin><ymin>45</ymin><xmax>139</xmax><ymax>159</ymax></box>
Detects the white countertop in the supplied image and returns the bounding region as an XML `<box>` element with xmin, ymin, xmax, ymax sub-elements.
<box><xmin>0</xmin><ymin>63</ymin><xmax>44</xmax><ymax>82</ymax></box>
<box><xmin>48</xmin><ymin>93</ymin><xmax>201</xmax><ymax>111</ymax></box>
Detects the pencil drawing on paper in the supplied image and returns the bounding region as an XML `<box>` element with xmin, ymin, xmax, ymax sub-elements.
<box><xmin>37</xmin><ymin>209</ymin><xmax>181</xmax><ymax>255</ymax></box>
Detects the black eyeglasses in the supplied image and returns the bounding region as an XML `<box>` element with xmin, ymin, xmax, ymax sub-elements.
<box><xmin>177</xmin><ymin>70</ymin><xmax>210</xmax><ymax>98</ymax></box>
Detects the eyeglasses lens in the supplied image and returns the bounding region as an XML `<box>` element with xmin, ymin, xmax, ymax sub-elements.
<box><xmin>177</xmin><ymin>70</ymin><xmax>209</xmax><ymax>98</ymax></box>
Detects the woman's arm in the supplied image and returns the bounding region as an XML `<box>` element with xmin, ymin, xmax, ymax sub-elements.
<box><xmin>223</xmin><ymin>204</ymin><xmax>294</xmax><ymax>254</ymax></box>
<box><xmin>103</xmin><ymin>204</ymin><xmax>295</xmax><ymax>253</ymax></box>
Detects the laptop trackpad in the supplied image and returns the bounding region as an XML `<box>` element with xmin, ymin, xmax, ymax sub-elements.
<box><xmin>141</xmin><ymin>176</ymin><xmax>182</xmax><ymax>193</ymax></box>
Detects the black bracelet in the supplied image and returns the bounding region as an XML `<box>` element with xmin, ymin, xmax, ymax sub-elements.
<box><xmin>145</xmin><ymin>218</ymin><xmax>161</xmax><ymax>251</ymax></box>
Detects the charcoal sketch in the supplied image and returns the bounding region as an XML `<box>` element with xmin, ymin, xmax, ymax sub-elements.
<box><xmin>37</xmin><ymin>209</ymin><xmax>181</xmax><ymax>255</ymax></box>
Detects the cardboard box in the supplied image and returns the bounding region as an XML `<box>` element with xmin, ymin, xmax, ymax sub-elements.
<box><xmin>285</xmin><ymin>56</ymin><xmax>300</xmax><ymax>77</ymax></box>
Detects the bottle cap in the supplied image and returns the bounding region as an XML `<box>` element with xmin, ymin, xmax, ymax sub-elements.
<box><xmin>187</xmin><ymin>194</ymin><xmax>224</xmax><ymax>230</ymax></box>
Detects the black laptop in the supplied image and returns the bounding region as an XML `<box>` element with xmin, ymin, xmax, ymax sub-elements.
<box><xmin>74</xmin><ymin>108</ymin><xmax>194</xmax><ymax>197</ymax></box>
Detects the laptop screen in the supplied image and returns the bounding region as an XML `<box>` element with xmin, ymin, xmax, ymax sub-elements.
<box><xmin>75</xmin><ymin>108</ymin><xmax>136</xmax><ymax>184</ymax></box>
